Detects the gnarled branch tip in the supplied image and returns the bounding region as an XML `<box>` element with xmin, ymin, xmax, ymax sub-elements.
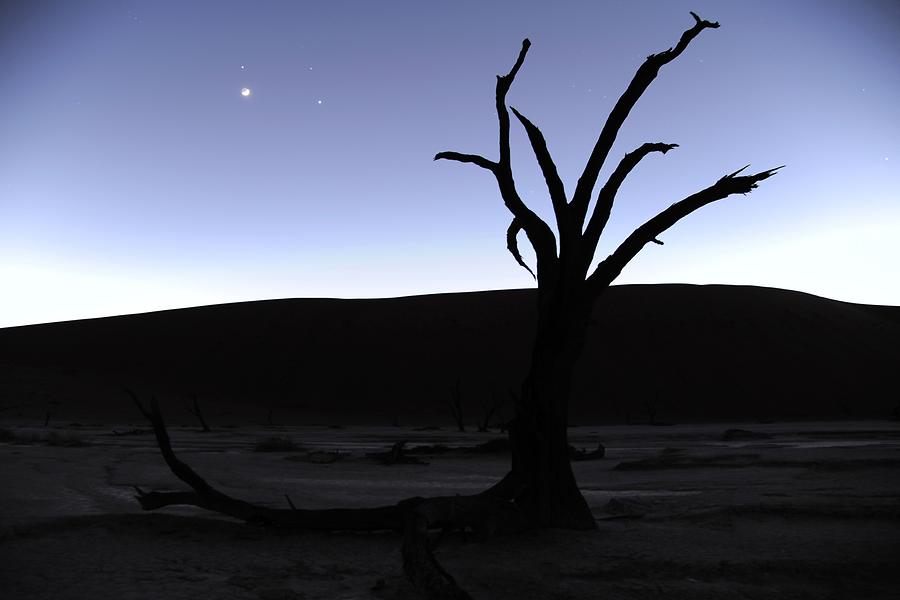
<box><xmin>690</xmin><ymin>11</ymin><xmax>720</xmax><ymax>29</ymax></box>
<box><xmin>723</xmin><ymin>164</ymin><xmax>752</xmax><ymax>179</ymax></box>
<box><xmin>433</xmin><ymin>151</ymin><xmax>497</xmax><ymax>172</ymax></box>
<box><xmin>500</xmin><ymin>38</ymin><xmax>532</xmax><ymax>85</ymax></box>
<box><xmin>506</xmin><ymin>218</ymin><xmax>536</xmax><ymax>280</ymax></box>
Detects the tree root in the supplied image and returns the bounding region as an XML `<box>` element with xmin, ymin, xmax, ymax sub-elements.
<box><xmin>127</xmin><ymin>392</ymin><xmax>522</xmax><ymax>598</ymax></box>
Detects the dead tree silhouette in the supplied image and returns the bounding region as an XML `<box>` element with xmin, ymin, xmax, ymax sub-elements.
<box><xmin>184</xmin><ymin>394</ymin><xmax>212</xmax><ymax>432</ymax></box>
<box><xmin>477</xmin><ymin>390</ymin><xmax>505</xmax><ymax>433</ymax></box>
<box><xmin>446</xmin><ymin>378</ymin><xmax>466</xmax><ymax>432</ymax></box>
<box><xmin>131</xmin><ymin>14</ymin><xmax>778</xmax><ymax>599</ymax></box>
<box><xmin>435</xmin><ymin>11</ymin><xmax>779</xmax><ymax>530</ymax></box>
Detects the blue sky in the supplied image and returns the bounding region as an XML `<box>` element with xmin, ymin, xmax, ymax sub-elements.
<box><xmin>1</xmin><ymin>0</ymin><xmax>898</xmax><ymax>326</ymax></box>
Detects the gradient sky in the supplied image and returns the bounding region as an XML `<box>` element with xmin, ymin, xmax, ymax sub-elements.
<box><xmin>1</xmin><ymin>0</ymin><xmax>898</xmax><ymax>327</ymax></box>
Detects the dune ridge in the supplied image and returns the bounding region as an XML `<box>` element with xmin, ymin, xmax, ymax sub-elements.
<box><xmin>1</xmin><ymin>284</ymin><xmax>897</xmax><ymax>425</ymax></box>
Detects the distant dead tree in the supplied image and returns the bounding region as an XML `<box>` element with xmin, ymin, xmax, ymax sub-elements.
<box><xmin>130</xmin><ymin>14</ymin><xmax>778</xmax><ymax>598</ymax></box>
<box><xmin>184</xmin><ymin>395</ymin><xmax>212</xmax><ymax>432</ymax></box>
<box><xmin>477</xmin><ymin>389</ymin><xmax>506</xmax><ymax>433</ymax></box>
<box><xmin>446</xmin><ymin>378</ymin><xmax>465</xmax><ymax>432</ymax></box>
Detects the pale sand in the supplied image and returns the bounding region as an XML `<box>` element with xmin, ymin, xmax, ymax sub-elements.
<box><xmin>2</xmin><ymin>421</ymin><xmax>899</xmax><ymax>599</ymax></box>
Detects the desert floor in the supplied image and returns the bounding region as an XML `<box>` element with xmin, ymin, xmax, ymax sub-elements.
<box><xmin>1</xmin><ymin>419</ymin><xmax>898</xmax><ymax>599</ymax></box>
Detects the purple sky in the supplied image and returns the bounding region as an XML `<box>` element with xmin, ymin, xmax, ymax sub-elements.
<box><xmin>1</xmin><ymin>0</ymin><xmax>898</xmax><ymax>327</ymax></box>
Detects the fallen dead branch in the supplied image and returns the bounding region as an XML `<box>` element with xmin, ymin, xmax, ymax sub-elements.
<box><xmin>126</xmin><ymin>391</ymin><xmax>524</xmax><ymax>599</ymax></box>
<box><xmin>366</xmin><ymin>441</ymin><xmax>430</xmax><ymax>465</ymax></box>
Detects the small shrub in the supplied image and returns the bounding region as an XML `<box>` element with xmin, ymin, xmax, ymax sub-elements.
<box><xmin>302</xmin><ymin>450</ymin><xmax>345</xmax><ymax>464</ymax></box>
<box><xmin>0</xmin><ymin>428</ymin><xmax>90</xmax><ymax>446</ymax></box>
<box><xmin>470</xmin><ymin>438</ymin><xmax>511</xmax><ymax>454</ymax></box>
<box><xmin>253</xmin><ymin>436</ymin><xmax>302</xmax><ymax>452</ymax></box>
<box><xmin>19</xmin><ymin>432</ymin><xmax>42</xmax><ymax>444</ymax></box>
<box><xmin>45</xmin><ymin>431</ymin><xmax>91</xmax><ymax>447</ymax></box>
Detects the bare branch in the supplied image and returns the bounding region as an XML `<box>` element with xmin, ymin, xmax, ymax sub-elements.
<box><xmin>125</xmin><ymin>388</ymin><xmax>151</xmax><ymax>420</ymax></box>
<box><xmin>130</xmin><ymin>394</ymin><xmax>402</xmax><ymax>525</ymax></box>
<box><xmin>185</xmin><ymin>394</ymin><xmax>211</xmax><ymax>432</ymax></box>
<box><xmin>492</xmin><ymin>38</ymin><xmax>559</xmax><ymax>273</ymax></box>
<box><xmin>436</xmin><ymin>38</ymin><xmax>558</xmax><ymax>281</ymax></box>
<box><xmin>582</xmin><ymin>142</ymin><xmax>678</xmax><ymax>263</ymax></box>
<box><xmin>497</xmin><ymin>39</ymin><xmax>532</xmax><ymax>168</ymax></box>
<box><xmin>492</xmin><ymin>40</ymin><xmax>559</xmax><ymax>278</ymax></box>
<box><xmin>139</xmin><ymin>396</ymin><xmax>219</xmax><ymax>496</ymax></box>
<box><xmin>570</xmin><ymin>13</ymin><xmax>720</xmax><ymax>226</ymax></box>
<box><xmin>130</xmin><ymin>391</ymin><xmax>523</xmax><ymax>599</ymax></box>
<box><xmin>587</xmin><ymin>165</ymin><xmax>782</xmax><ymax>294</ymax></box>
<box><xmin>433</xmin><ymin>151</ymin><xmax>497</xmax><ymax>173</ymax></box>
<box><xmin>510</xmin><ymin>106</ymin><xmax>569</xmax><ymax>237</ymax></box>
<box><xmin>506</xmin><ymin>218</ymin><xmax>536</xmax><ymax>279</ymax></box>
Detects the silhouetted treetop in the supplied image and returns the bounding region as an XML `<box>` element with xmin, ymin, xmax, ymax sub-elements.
<box><xmin>436</xmin><ymin>12</ymin><xmax>779</xmax><ymax>296</ymax></box>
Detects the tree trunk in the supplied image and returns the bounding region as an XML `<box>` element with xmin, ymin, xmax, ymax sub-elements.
<box><xmin>509</xmin><ymin>289</ymin><xmax>596</xmax><ymax>530</ymax></box>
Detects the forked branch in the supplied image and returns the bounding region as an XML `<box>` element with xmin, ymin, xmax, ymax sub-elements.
<box><xmin>435</xmin><ymin>38</ymin><xmax>558</xmax><ymax>282</ymax></box>
<box><xmin>509</xmin><ymin>107</ymin><xmax>568</xmax><ymax>238</ymax></box>
<box><xmin>587</xmin><ymin>165</ymin><xmax>782</xmax><ymax>294</ymax></box>
<box><xmin>496</xmin><ymin>39</ymin><xmax>531</xmax><ymax>168</ymax></box>
<box><xmin>570</xmin><ymin>12</ymin><xmax>720</xmax><ymax>225</ymax></box>
<box><xmin>582</xmin><ymin>142</ymin><xmax>679</xmax><ymax>264</ymax></box>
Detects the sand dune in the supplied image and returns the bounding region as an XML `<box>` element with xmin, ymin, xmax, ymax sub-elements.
<box><xmin>2</xmin><ymin>285</ymin><xmax>899</xmax><ymax>598</ymax></box>
<box><xmin>1</xmin><ymin>284</ymin><xmax>897</xmax><ymax>425</ymax></box>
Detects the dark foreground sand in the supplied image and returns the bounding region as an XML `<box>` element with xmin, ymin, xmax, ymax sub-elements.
<box><xmin>1</xmin><ymin>421</ymin><xmax>898</xmax><ymax>599</ymax></box>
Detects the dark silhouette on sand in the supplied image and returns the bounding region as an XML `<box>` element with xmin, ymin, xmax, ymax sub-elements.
<box><xmin>433</xmin><ymin>12</ymin><xmax>779</xmax><ymax>534</ymax></box>
<box><xmin>184</xmin><ymin>395</ymin><xmax>212</xmax><ymax>432</ymax></box>
<box><xmin>446</xmin><ymin>379</ymin><xmax>466</xmax><ymax>432</ymax></box>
